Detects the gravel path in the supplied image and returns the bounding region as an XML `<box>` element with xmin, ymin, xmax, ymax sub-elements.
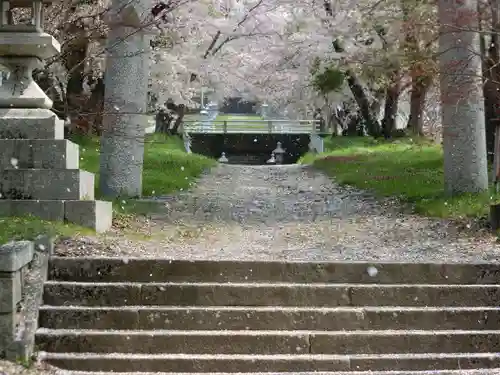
<box><xmin>56</xmin><ymin>164</ymin><xmax>500</xmax><ymax>261</ymax></box>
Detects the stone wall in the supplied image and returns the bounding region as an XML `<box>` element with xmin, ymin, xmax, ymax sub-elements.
<box><xmin>0</xmin><ymin>236</ymin><xmax>52</xmax><ymax>362</ymax></box>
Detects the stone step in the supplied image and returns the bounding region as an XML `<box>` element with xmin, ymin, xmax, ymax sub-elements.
<box><xmin>35</xmin><ymin>329</ymin><xmax>500</xmax><ymax>355</ymax></box>
<box><xmin>0</xmin><ymin>139</ymin><xmax>79</xmax><ymax>170</ymax></box>
<box><xmin>37</xmin><ymin>352</ymin><xmax>500</xmax><ymax>372</ymax></box>
<box><xmin>0</xmin><ymin>169</ymin><xmax>94</xmax><ymax>200</ymax></box>
<box><xmin>50</xmin><ymin>371</ymin><xmax>500</xmax><ymax>375</ymax></box>
<box><xmin>42</xmin><ymin>281</ymin><xmax>500</xmax><ymax>307</ymax></box>
<box><xmin>37</xmin><ymin>306</ymin><xmax>500</xmax><ymax>331</ymax></box>
<box><xmin>0</xmin><ymin>200</ymin><xmax>112</xmax><ymax>232</ymax></box>
<box><xmin>0</xmin><ymin>108</ymin><xmax>64</xmax><ymax>140</ymax></box>
<box><xmin>46</xmin><ymin>258</ymin><xmax>500</xmax><ymax>284</ymax></box>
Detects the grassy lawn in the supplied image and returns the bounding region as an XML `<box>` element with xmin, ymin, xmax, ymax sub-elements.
<box><xmin>301</xmin><ymin>136</ymin><xmax>499</xmax><ymax>220</ymax></box>
<box><xmin>75</xmin><ymin>134</ymin><xmax>214</xmax><ymax>197</ymax></box>
<box><xmin>0</xmin><ymin>134</ymin><xmax>215</xmax><ymax>244</ymax></box>
<box><xmin>0</xmin><ymin>216</ymin><xmax>93</xmax><ymax>245</ymax></box>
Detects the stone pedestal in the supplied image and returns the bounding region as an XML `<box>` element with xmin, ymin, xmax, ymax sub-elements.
<box><xmin>0</xmin><ymin>109</ymin><xmax>112</xmax><ymax>232</ymax></box>
<box><xmin>0</xmin><ymin>241</ymin><xmax>33</xmax><ymax>359</ymax></box>
<box><xmin>0</xmin><ymin>25</ymin><xmax>112</xmax><ymax>232</ymax></box>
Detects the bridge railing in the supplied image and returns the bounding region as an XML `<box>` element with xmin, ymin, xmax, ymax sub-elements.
<box><xmin>182</xmin><ymin>119</ymin><xmax>322</xmax><ymax>134</ymax></box>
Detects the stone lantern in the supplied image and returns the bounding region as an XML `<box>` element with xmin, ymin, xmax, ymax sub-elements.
<box><xmin>0</xmin><ymin>0</ymin><xmax>60</xmax><ymax>108</ymax></box>
<box><xmin>273</xmin><ymin>142</ymin><xmax>285</xmax><ymax>164</ymax></box>
<box><xmin>218</xmin><ymin>152</ymin><xmax>228</xmax><ymax>163</ymax></box>
<box><xmin>0</xmin><ymin>0</ymin><xmax>112</xmax><ymax>234</ymax></box>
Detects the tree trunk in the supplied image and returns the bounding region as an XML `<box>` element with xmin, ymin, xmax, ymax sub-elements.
<box><xmin>345</xmin><ymin>70</ymin><xmax>381</xmax><ymax>137</ymax></box>
<box><xmin>99</xmin><ymin>0</ymin><xmax>150</xmax><ymax>198</ymax></box>
<box><xmin>480</xmin><ymin>0</ymin><xmax>500</xmax><ymax>162</ymax></box>
<box><xmin>407</xmin><ymin>75</ymin><xmax>431</xmax><ymax>136</ymax></box>
<box><xmin>382</xmin><ymin>73</ymin><xmax>401</xmax><ymax>139</ymax></box>
<box><xmin>170</xmin><ymin>104</ymin><xmax>186</xmax><ymax>135</ymax></box>
<box><xmin>488</xmin><ymin>0</ymin><xmax>500</xmax><ymax>177</ymax></box>
<box><xmin>438</xmin><ymin>0</ymin><xmax>488</xmax><ymax>195</ymax></box>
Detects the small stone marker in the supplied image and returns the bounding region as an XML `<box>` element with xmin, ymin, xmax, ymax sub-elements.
<box><xmin>273</xmin><ymin>142</ymin><xmax>285</xmax><ymax>164</ymax></box>
<box><xmin>218</xmin><ymin>152</ymin><xmax>228</xmax><ymax>163</ymax></box>
<box><xmin>266</xmin><ymin>152</ymin><xmax>276</xmax><ymax>164</ymax></box>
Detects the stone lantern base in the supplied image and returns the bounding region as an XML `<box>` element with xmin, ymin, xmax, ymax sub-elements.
<box><xmin>0</xmin><ymin>32</ymin><xmax>61</xmax><ymax>109</ymax></box>
<box><xmin>0</xmin><ymin>108</ymin><xmax>112</xmax><ymax>232</ymax></box>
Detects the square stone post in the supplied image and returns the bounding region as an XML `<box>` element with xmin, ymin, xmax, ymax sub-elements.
<box><xmin>0</xmin><ymin>241</ymin><xmax>33</xmax><ymax>359</ymax></box>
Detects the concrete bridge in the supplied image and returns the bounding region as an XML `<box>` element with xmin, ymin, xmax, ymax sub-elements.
<box><xmin>183</xmin><ymin>118</ymin><xmax>325</xmax><ymax>164</ymax></box>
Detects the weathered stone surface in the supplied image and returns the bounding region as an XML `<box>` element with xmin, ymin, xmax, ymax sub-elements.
<box><xmin>42</xmin><ymin>282</ymin><xmax>500</xmax><ymax>307</ymax></box>
<box><xmin>0</xmin><ymin>32</ymin><xmax>60</xmax><ymax>60</ymax></box>
<box><xmin>438</xmin><ymin>0</ymin><xmax>488</xmax><ymax>194</ymax></box>
<box><xmin>0</xmin><ymin>139</ymin><xmax>79</xmax><ymax>170</ymax></box>
<box><xmin>99</xmin><ymin>6</ymin><xmax>150</xmax><ymax>197</ymax></box>
<box><xmin>0</xmin><ymin>241</ymin><xmax>34</xmax><ymax>272</ymax></box>
<box><xmin>39</xmin><ymin>307</ymin><xmax>140</xmax><ymax>330</ymax></box>
<box><xmin>8</xmin><ymin>240</ymin><xmax>51</xmax><ymax>361</ymax></box>
<box><xmin>0</xmin><ymin>312</ymin><xmax>16</xmax><ymax>348</ymax></box>
<box><xmin>309</xmin><ymin>331</ymin><xmax>500</xmax><ymax>354</ymax></box>
<box><xmin>45</xmin><ymin>258</ymin><xmax>500</xmax><ymax>284</ymax></box>
<box><xmin>43</xmin><ymin>282</ymin><xmax>142</xmax><ymax>307</ymax></box>
<box><xmin>0</xmin><ymin>56</ymin><xmax>55</xmax><ymax>109</ymax></box>
<box><xmin>0</xmin><ymin>200</ymin><xmax>65</xmax><ymax>221</ymax></box>
<box><xmin>0</xmin><ymin>109</ymin><xmax>64</xmax><ymax>139</ymax></box>
<box><xmin>65</xmin><ymin>200</ymin><xmax>112</xmax><ymax>233</ymax></box>
<box><xmin>0</xmin><ymin>201</ymin><xmax>110</xmax><ymax>231</ymax></box>
<box><xmin>36</xmin><ymin>330</ymin><xmax>310</xmax><ymax>354</ymax></box>
<box><xmin>34</xmin><ymin>235</ymin><xmax>55</xmax><ymax>256</ymax></box>
<box><xmin>349</xmin><ymin>353</ymin><xmax>500</xmax><ymax>371</ymax></box>
<box><xmin>348</xmin><ymin>285</ymin><xmax>500</xmax><ymax>306</ymax></box>
<box><xmin>0</xmin><ymin>169</ymin><xmax>94</xmax><ymax>200</ymax></box>
<box><xmin>41</xmin><ymin>353</ymin><xmax>351</xmax><ymax>372</ymax></box>
<box><xmin>36</xmin><ymin>329</ymin><xmax>500</xmax><ymax>356</ymax></box>
<box><xmin>0</xmin><ymin>270</ymin><xmax>22</xmax><ymax>312</ymax></box>
<box><xmin>0</xmin><ymin>200</ymin><xmax>112</xmax><ymax>231</ymax></box>
<box><xmin>36</xmin><ymin>258</ymin><xmax>500</xmax><ymax>373</ymax></box>
<box><xmin>37</xmin><ymin>306</ymin><xmax>500</xmax><ymax>331</ymax></box>
<box><xmin>39</xmin><ymin>353</ymin><xmax>500</xmax><ymax>372</ymax></box>
<box><xmin>22</xmin><ymin>370</ymin><xmax>500</xmax><ymax>375</ymax></box>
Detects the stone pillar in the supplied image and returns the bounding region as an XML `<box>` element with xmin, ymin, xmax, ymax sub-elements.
<box><xmin>99</xmin><ymin>0</ymin><xmax>151</xmax><ymax>197</ymax></box>
<box><xmin>438</xmin><ymin>0</ymin><xmax>488</xmax><ymax>194</ymax></box>
<box><xmin>0</xmin><ymin>0</ymin><xmax>112</xmax><ymax>231</ymax></box>
<box><xmin>0</xmin><ymin>241</ymin><xmax>33</xmax><ymax>359</ymax></box>
<box><xmin>260</xmin><ymin>103</ymin><xmax>269</xmax><ymax>119</ymax></box>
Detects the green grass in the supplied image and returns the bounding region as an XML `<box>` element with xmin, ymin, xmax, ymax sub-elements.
<box><xmin>301</xmin><ymin>136</ymin><xmax>500</xmax><ymax>220</ymax></box>
<box><xmin>0</xmin><ymin>134</ymin><xmax>215</xmax><ymax>244</ymax></box>
<box><xmin>75</xmin><ymin>133</ymin><xmax>215</xmax><ymax>197</ymax></box>
<box><xmin>75</xmin><ymin>133</ymin><xmax>215</xmax><ymax>215</ymax></box>
<box><xmin>0</xmin><ymin>216</ymin><xmax>93</xmax><ymax>245</ymax></box>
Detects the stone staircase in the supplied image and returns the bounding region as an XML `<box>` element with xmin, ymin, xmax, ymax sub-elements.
<box><xmin>35</xmin><ymin>258</ymin><xmax>500</xmax><ymax>374</ymax></box>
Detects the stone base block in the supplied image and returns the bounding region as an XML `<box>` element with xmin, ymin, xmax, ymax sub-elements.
<box><xmin>0</xmin><ymin>169</ymin><xmax>95</xmax><ymax>200</ymax></box>
<box><xmin>0</xmin><ymin>139</ymin><xmax>79</xmax><ymax>170</ymax></box>
<box><xmin>65</xmin><ymin>200</ymin><xmax>112</xmax><ymax>233</ymax></box>
<box><xmin>0</xmin><ymin>241</ymin><xmax>34</xmax><ymax>272</ymax></box>
<box><xmin>0</xmin><ymin>270</ymin><xmax>22</xmax><ymax>313</ymax></box>
<box><xmin>0</xmin><ymin>200</ymin><xmax>64</xmax><ymax>221</ymax></box>
<box><xmin>0</xmin><ymin>199</ymin><xmax>112</xmax><ymax>233</ymax></box>
<box><xmin>0</xmin><ymin>311</ymin><xmax>16</xmax><ymax>348</ymax></box>
<box><xmin>0</xmin><ymin>109</ymin><xmax>64</xmax><ymax>139</ymax></box>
